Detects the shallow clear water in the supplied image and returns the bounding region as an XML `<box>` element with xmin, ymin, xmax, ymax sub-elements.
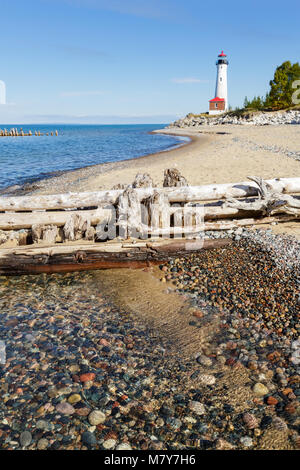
<box><xmin>0</xmin><ymin>124</ymin><xmax>187</xmax><ymax>190</ymax></box>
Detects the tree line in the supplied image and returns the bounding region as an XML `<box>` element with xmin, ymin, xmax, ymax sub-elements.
<box><xmin>243</xmin><ymin>61</ymin><xmax>300</xmax><ymax>111</ymax></box>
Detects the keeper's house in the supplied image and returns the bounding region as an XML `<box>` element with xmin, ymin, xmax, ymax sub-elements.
<box><xmin>209</xmin><ymin>96</ymin><xmax>225</xmax><ymax>114</ymax></box>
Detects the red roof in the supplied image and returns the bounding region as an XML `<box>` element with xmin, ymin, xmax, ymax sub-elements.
<box><xmin>209</xmin><ymin>96</ymin><xmax>225</xmax><ymax>102</ymax></box>
<box><xmin>218</xmin><ymin>50</ymin><xmax>226</xmax><ymax>57</ymax></box>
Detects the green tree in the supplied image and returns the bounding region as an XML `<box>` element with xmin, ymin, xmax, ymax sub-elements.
<box><xmin>244</xmin><ymin>95</ymin><xmax>264</xmax><ymax>110</ymax></box>
<box><xmin>268</xmin><ymin>61</ymin><xmax>300</xmax><ymax>109</ymax></box>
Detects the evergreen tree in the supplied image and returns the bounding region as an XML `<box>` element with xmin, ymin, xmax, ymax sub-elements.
<box><xmin>244</xmin><ymin>96</ymin><xmax>250</xmax><ymax>108</ymax></box>
<box><xmin>268</xmin><ymin>61</ymin><xmax>300</xmax><ymax>109</ymax></box>
<box><xmin>244</xmin><ymin>95</ymin><xmax>264</xmax><ymax>110</ymax></box>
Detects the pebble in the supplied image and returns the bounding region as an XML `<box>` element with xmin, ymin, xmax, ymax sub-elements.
<box><xmin>88</xmin><ymin>410</ymin><xmax>106</xmax><ymax>426</ymax></box>
<box><xmin>267</xmin><ymin>396</ymin><xmax>278</xmax><ymax>405</ymax></box>
<box><xmin>198</xmin><ymin>374</ymin><xmax>216</xmax><ymax>386</ymax></box>
<box><xmin>56</xmin><ymin>402</ymin><xmax>76</xmax><ymax>415</ymax></box>
<box><xmin>81</xmin><ymin>431</ymin><xmax>97</xmax><ymax>448</ymax></box>
<box><xmin>79</xmin><ymin>373</ymin><xmax>95</xmax><ymax>383</ymax></box>
<box><xmin>37</xmin><ymin>438</ymin><xmax>49</xmax><ymax>450</ymax></box>
<box><xmin>116</xmin><ymin>443</ymin><xmax>133</xmax><ymax>450</ymax></box>
<box><xmin>189</xmin><ymin>401</ymin><xmax>206</xmax><ymax>415</ymax></box>
<box><xmin>272</xmin><ymin>417</ymin><xmax>288</xmax><ymax>431</ymax></box>
<box><xmin>103</xmin><ymin>438</ymin><xmax>117</xmax><ymax>450</ymax></box>
<box><xmin>19</xmin><ymin>431</ymin><xmax>32</xmax><ymax>448</ymax></box>
<box><xmin>253</xmin><ymin>383</ymin><xmax>269</xmax><ymax>397</ymax></box>
<box><xmin>196</xmin><ymin>355</ymin><xmax>213</xmax><ymax>367</ymax></box>
<box><xmin>240</xmin><ymin>436</ymin><xmax>253</xmax><ymax>448</ymax></box>
<box><xmin>68</xmin><ymin>394</ymin><xmax>82</xmax><ymax>404</ymax></box>
<box><xmin>36</xmin><ymin>420</ymin><xmax>52</xmax><ymax>431</ymax></box>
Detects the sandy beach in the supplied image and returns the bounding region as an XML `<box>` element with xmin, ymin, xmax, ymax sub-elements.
<box><xmin>24</xmin><ymin>124</ymin><xmax>300</xmax><ymax>194</ymax></box>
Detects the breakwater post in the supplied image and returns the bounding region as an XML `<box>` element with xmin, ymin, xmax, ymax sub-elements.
<box><xmin>0</xmin><ymin>128</ymin><xmax>58</xmax><ymax>137</ymax></box>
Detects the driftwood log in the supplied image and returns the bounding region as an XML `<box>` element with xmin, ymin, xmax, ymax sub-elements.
<box><xmin>0</xmin><ymin>172</ymin><xmax>299</xmax><ymax>263</ymax></box>
<box><xmin>0</xmin><ymin>238</ymin><xmax>231</xmax><ymax>275</ymax></box>
<box><xmin>225</xmin><ymin>176</ymin><xmax>300</xmax><ymax>216</ymax></box>
<box><xmin>1</xmin><ymin>177</ymin><xmax>300</xmax><ymax>211</ymax></box>
<box><xmin>163</xmin><ymin>168</ymin><xmax>188</xmax><ymax>187</ymax></box>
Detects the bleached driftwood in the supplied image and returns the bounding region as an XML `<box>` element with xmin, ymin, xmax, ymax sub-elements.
<box><xmin>132</xmin><ymin>173</ymin><xmax>154</xmax><ymax>188</ymax></box>
<box><xmin>117</xmin><ymin>187</ymin><xmax>147</xmax><ymax>239</ymax></box>
<box><xmin>32</xmin><ymin>224</ymin><xmax>58</xmax><ymax>244</ymax></box>
<box><xmin>163</xmin><ymin>168</ymin><xmax>188</xmax><ymax>187</ymax></box>
<box><xmin>225</xmin><ymin>176</ymin><xmax>300</xmax><ymax>217</ymax></box>
<box><xmin>0</xmin><ymin>200</ymin><xmax>285</xmax><ymax>231</ymax></box>
<box><xmin>0</xmin><ymin>207</ymin><xmax>112</xmax><ymax>231</ymax></box>
<box><xmin>63</xmin><ymin>213</ymin><xmax>93</xmax><ymax>242</ymax></box>
<box><xmin>1</xmin><ymin>177</ymin><xmax>300</xmax><ymax>211</ymax></box>
<box><xmin>1</xmin><ymin>172</ymin><xmax>300</xmax><ymax>250</ymax></box>
<box><xmin>113</xmin><ymin>175</ymin><xmax>300</xmax><ymax>238</ymax></box>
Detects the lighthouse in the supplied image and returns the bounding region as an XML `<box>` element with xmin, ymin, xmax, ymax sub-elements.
<box><xmin>209</xmin><ymin>51</ymin><xmax>228</xmax><ymax>115</ymax></box>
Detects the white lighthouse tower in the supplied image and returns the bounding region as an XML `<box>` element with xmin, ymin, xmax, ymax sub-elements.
<box><xmin>209</xmin><ymin>51</ymin><xmax>228</xmax><ymax>115</ymax></box>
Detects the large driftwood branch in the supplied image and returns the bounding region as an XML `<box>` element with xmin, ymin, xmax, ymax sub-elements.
<box><xmin>1</xmin><ymin>177</ymin><xmax>300</xmax><ymax>211</ymax></box>
<box><xmin>0</xmin><ymin>201</ymin><xmax>286</xmax><ymax>231</ymax></box>
<box><xmin>224</xmin><ymin>176</ymin><xmax>300</xmax><ymax>217</ymax></box>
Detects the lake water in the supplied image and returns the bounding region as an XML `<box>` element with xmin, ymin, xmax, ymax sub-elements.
<box><xmin>0</xmin><ymin>124</ymin><xmax>188</xmax><ymax>190</ymax></box>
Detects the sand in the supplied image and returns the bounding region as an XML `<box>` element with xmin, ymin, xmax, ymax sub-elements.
<box><xmin>27</xmin><ymin>124</ymin><xmax>300</xmax><ymax>194</ymax></box>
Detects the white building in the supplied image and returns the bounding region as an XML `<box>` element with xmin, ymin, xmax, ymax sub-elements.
<box><xmin>209</xmin><ymin>51</ymin><xmax>228</xmax><ymax>115</ymax></box>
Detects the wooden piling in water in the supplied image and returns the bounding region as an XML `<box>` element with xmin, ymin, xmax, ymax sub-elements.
<box><xmin>0</xmin><ymin>128</ymin><xmax>58</xmax><ymax>137</ymax></box>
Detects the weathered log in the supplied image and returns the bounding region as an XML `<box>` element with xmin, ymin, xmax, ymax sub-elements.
<box><xmin>0</xmin><ymin>238</ymin><xmax>231</xmax><ymax>275</ymax></box>
<box><xmin>0</xmin><ymin>207</ymin><xmax>112</xmax><ymax>230</ymax></box>
<box><xmin>144</xmin><ymin>191</ymin><xmax>170</xmax><ymax>232</ymax></box>
<box><xmin>63</xmin><ymin>213</ymin><xmax>94</xmax><ymax>242</ymax></box>
<box><xmin>117</xmin><ymin>187</ymin><xmax>146</xmax><ymax>239</ymax></box>
<box><xmin>1</xmin><ymin>198</ymin><xmax>299</xmax><ymax>234</ymax></box>
<box><xmin>132</xmin><ymin>173</ymin><xmax>154</xmax><ymax>188</ymax></box>
<box><xmin>0</xmin><ymin>229</ymin><xmax>29</xmax><ymax>247</ymax></box>
<box><xmin>225</xmin><ymin>176</ymin><xmax>300</xmax><ymax>217</ymax></box>
<box><xmin>2</xmin><ymin>177</ymin><xmax>300</xmax><ymax>211</ymax></box>
<box><xmin>163</xmin><ymin>168</ymin><xmax>188</xmax><ymax>187</ymax></box>
<box><xmin>146</xmin><ymin>214</ymin><xmax>298</xmax><ymax>235</ymax></box>
<box><xmin>32</xmin><ymin>224</ymin><xmax>58</xmax><ymax>244</ymax></box>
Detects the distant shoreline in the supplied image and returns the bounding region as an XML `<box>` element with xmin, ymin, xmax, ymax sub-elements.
<box><xmin>0</xmin><ymin>127</ymin><xmax>192</xmax><ymax>197</ymax></box>
<box><xmin>1</xmin><ymin>130</ymin><xmax>208</xmax><ymax>197</ymax></box>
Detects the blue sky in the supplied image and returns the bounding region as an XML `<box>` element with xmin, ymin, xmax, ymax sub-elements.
<box><xmin>0</xmin><ymin>0</ymin><xmax>299</xmax><ymax>124</ymax></box>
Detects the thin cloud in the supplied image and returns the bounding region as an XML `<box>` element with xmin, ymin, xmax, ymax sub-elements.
<box><xmin>21</xmin><ymin>113</ymin><xmax>178</xmax><ymax>124</ymax></box>
<box><xmin>60</xmin><ymin>90</ymin><xmax>107</xmax><ymax>97</ymax></box>
<box><xmin>55</xmin><ymin>0</ymin><xmax>186</xmax><ymax>21</ymax></box>
<box><xmin>171</xmin><ymin>78</ymin><xmax>209</xmax><ymax>84</ymax></box>
<box><xmin>59</xmin><ymin>45</ymin><xmax>109</xmax><ymax>59</ymax></box>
